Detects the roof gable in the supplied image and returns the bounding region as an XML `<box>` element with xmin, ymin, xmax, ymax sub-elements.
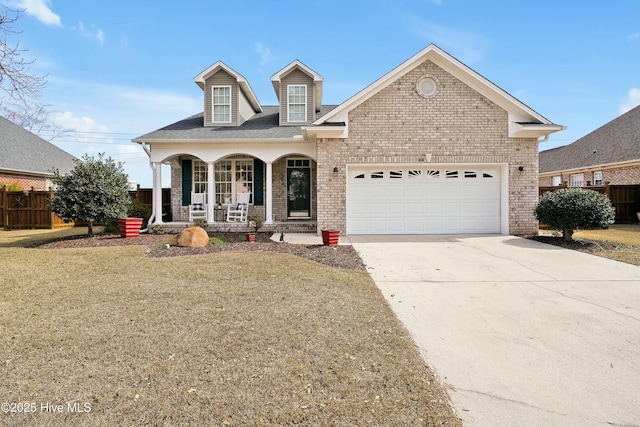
<box><xmin>314</xmin><ymin>44</ymin><xmax>563</xmax><ymax>139</ymax></box>
<box><xmin>193</xmin><ymin>61</ymin><xmax>262</xmax><ymax>113</ymax></box>
<box><xmin>539</xmin><ymin>104</ymin><xmax>640</xmax><ymax>173</ymax></box>
<box><xmin>271</xmin><ymin>60</ymin><xmax>323</xmax><ymax>112</ymax></box>
<box><xmin>0</xmin><ymin>116</ymin><xmax>77</xmax><ymax>176</ymax></box>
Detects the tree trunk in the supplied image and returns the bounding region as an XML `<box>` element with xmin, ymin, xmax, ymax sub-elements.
<box><xmin>87</xmin><ymin>222</ymin><xmax>94</xmax><ymax>237</ymax></box>
<box><xmin>562</xmin><ymin>228</ymin><xmax>574</xmax><ymax>241</ymax></box>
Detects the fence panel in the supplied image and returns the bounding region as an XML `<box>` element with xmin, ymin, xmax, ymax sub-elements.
<box><xmin>129</xmin><ymin>186</ymin><xmax>172</xmax><ymax>222</ymax></box>
<box><xmin>1</xmin><ymin>188</ymin><xmax>72</xmax><ymax>229</ymax></box>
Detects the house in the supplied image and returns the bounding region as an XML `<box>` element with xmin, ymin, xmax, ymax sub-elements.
<box><xmin>539</xmin><ymin>104</ymin><xmax>640</xmax><ymax>187</ymax></box>
<box><xmin>132</xmin><ymin>44</ymin><xmax>563</xmax><ymax>235</ymax></box>
<box><xmin>0</xmin><ymin>115</ymin><xmax>76</xmax><ymax>190</ymax></box>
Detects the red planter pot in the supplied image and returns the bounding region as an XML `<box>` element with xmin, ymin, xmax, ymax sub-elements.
<box><xmin>321</xmin><ymin>229</ymin><xmax>340</xmax><ymax>246</ymax></box>
<box><xmin>118</xmin><ymin>217</ymin><xmax>143</xmax><ymax>238</ymax></box>
<box><xmin>246</xmin><ymin>232</ymin><xmax>256</xmax><ymax>242</ymax></box>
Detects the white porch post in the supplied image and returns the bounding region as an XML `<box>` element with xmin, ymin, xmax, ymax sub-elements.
<box><xmin>265</xmin><ymin>161</ymin><xmax>273</xmax><ymax>224</ymax></box>
<box><xmin>207</xmin><ymin>161</ymin><xmax>215</xmax><ymax>223</ymax></box>
<box><xmin>153</xmin><ymin>162</ymin><xmax>163</xmax><ymax>223</ymax></box>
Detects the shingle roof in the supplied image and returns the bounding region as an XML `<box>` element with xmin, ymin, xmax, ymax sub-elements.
<box><xmin>0</xmin><ymin>116</ymin><xmax>77</xmax><ymax>176</ymax></box>
<box><xmin>132</xmin><ymin>105</ymin><xmax>339</xmax><ymax>142</ymax></box>
<box><xmin>539</xmin><ymin>104</ymin><xmax>640</xmax><ymax>173</ymax></box>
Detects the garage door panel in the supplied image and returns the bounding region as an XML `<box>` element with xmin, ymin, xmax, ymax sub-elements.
<box><xmin>347</xmin><ymin>165</ymin><xmax>502</xmax><ymax>234</ymax></box>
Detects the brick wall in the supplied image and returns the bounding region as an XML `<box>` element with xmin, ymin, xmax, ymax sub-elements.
<box><xmin>0</xmin><ymin>172</ymin><xmax>49</xmax><ymax>191</ymax></box>
<box><xmin>317</xmin><ymin>59</ymin><xmax>540</xmax><ymax>235</ymax></box>
<box><xmin>540</xmin><ymin>164</ymin><xmax>640</xmax><ymax>187</ymax></box>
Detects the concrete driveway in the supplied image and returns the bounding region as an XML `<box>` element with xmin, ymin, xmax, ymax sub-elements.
<box><xmin>349</xmin><ymin>235</ymin><xmax>640</xmax><ymax>427</ymax></box>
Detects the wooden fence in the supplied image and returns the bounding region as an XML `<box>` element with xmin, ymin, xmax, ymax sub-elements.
<box><xmin>128</xmin><ymin>186</ymin><xmax>172</xmax><ymax>222</ymax></box>
<box><xmin>2</xmin><ymin>186</ymin><xmax>172</xmax><ymax>229</ymax></box>
<box><xmin>0</xmin><ymin>187</ymin><xmax>71</xmax><ymax>229</ymax></box>
<box><xmin>539</xmin><ymin>184</ymin><xmax>640</xmax><ymax>223</ymax></box>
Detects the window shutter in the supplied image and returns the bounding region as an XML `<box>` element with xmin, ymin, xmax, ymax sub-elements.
<box><xmin>181</xmin><ymin>159</ymin><xmax>192</xmax><ymax>206</ymax></box>
<box><xmin>253</xmin><ymin>159</ymin><xmax>264</xmax><ymax>206</ymax></box>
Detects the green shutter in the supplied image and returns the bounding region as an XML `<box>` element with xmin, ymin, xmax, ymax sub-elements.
<box><xmin>253</xmin><ymin>159</ymin><xmax>264</xmax><ymax>206</ymax></box>
<box><xmin>181</xmin><ymin>159</ymin><xmax>192</xmax><ymax>206</ymax></box>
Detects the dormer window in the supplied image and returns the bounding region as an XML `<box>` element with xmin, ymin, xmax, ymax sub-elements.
<box><xmin>212</xmin><ymin>86</ymin><xmax>231</xmax><ymax>123</ymax></box>
<box><xmin>288</xmin><ymin>85</ymin><xmax>307</xmax><ymax>122</ymax></box>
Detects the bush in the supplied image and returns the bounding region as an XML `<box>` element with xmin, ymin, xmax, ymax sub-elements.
<box><xmin>534</xmin><ymin>188</ymin><xmax>615</xmax><ymax>241</ymax></box>
<box><xmin>128</xmin><ymin>199</ymin><xmax>152</xmax><ymax>228</ymax></box>
<box><xmin>0</xmin><ymin>182</ymin><xmax>24</xmax><ymax>191</ymax></box>
<box><xmin>192</xmin><ymin>219</ymin><xmax>209</xmax><ymax>230</ymax></box>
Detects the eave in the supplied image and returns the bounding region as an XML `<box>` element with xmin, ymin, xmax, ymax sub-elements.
<box><xmin>538</xmin><ymin>158</ymin><xmax>640</xmax><ymax>176</ymax></box>
<box><xmin>511</xmin><ymin>122</ymin><xmax>566</xmax><ymax>139</ymax></box>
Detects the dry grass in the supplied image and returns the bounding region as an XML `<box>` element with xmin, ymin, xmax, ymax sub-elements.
<box><xmin>0</xmin><ymin>230</ymin><xmax>461</xmax><ymax>426</ymax></box>
<box><xmin>574</xmin><ymin>224</ymin><xmax>640</xmax><ymax>265</ymax></box>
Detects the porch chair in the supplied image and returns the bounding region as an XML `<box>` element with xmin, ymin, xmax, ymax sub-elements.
<box><xmin>189</xmin><ymin>192</ymin><xmax>207</xmax><ymax>222</ymax></box>
<box><xmin>226</xmin><ymin>192</ymin><xmax>250</xmax><ymax>222</ymax></box>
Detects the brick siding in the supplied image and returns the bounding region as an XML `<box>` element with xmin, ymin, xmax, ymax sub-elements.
<box><xmin>317</xmin><ymin>60</ymin><xmax>540</xmax><ymax>235</ymax></box>
<box><xmin>0</xmin><ymin>172</ymin><xmax>49</xmax><ymax>191</ymax></box>
<box><xmin>540</xmin><ymin>164</ymin><xmax>640</xmax><ymax>187</ymax></box>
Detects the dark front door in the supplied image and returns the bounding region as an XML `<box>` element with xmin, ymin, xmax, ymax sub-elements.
<box><xmin>287</xmin><ymin>167</ymin><xmax>310</xmax><ymax>218</ymax></box>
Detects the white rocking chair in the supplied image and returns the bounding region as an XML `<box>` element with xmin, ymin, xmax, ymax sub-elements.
<box><xmin>226</xmin><ymin>192</ymin><xmax>250</xmax><ymax>222</ymax></box>
<box><xmin>189</xmin><ymin>192</ymin><xmax>207</xmax><ymax>222</ymax></box>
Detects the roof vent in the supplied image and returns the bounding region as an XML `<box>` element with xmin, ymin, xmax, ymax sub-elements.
<box><xmin>417</xmin><ymin>75</ymin><xmax>438</xmax><ymax>98</ymax></box>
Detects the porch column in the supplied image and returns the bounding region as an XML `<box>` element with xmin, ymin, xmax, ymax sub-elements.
<box><xmin>265</xmin><ymin>161</ymin><xmax>273</xmax><ymax>224</ymax></box>
<box><xmin>153</xmin><ymin>162</ymin><xmax>163</xmax><ymax>224</ymax></box>
<box><xmin>207</xmin><ymin>161</ymin><xmax>215</xmax><ymax>223</ymax></box>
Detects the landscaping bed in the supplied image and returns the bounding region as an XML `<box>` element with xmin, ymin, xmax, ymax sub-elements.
<box><xmin>34</xmin><ymin>232</ymin><xmax>368</xmax><ymax>271</ymax></box>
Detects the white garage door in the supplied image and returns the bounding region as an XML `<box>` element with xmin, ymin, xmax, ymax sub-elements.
<box><xmin>347</xmin><ymin>165</ymin><xmax>502</xmax><ymax>234</ymax></box>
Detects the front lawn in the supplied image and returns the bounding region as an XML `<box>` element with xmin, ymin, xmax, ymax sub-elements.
<box><xmin>537</xmin><ymin>224</ymin><xmax>640</xmax><ymax>266</ymax></box>
<box><xmin>0</xmin><ymin>230</ymin><xmax>461</xmax><ymax>426</ymax></box>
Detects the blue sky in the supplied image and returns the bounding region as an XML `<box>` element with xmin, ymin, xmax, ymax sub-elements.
<box><xmin>6</xmin><ymin>0</ymin><xmax>640</xmax><ymax>187</ymax></box>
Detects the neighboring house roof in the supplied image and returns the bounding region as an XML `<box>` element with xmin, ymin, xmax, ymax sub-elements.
<box><xmin>132</xmin><ymin>105</ymin><xmax>339</xmax><ymax>143</ymax></box>
<box><xmin>314</xmin><ymin>44</ymin><xmax>564</xmax><ymax>139</ymax></box>
<box><xmin>539</xmin><ymin>104</ymin><xmax>640</xmax><ymax>174</ymax></box>
<box><xmin>0</xmin><ymin>116</ymin><xmax>77</xmax><ymax>176</ymax></box>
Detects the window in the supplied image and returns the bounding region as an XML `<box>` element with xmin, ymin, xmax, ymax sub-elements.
<box><xmin>593</xmin><ymin>171</ymin><xmax>603</xmax><ymax>185</ymax></box>
<box><xmin>569</xmin><ymin>174</ymin><xmax>584</xmax><ymax>187</ymax></box>
<box><xmin>212</xmin><ymin>86</ymin><xmax>231</xmax><ymax>123</ymax></box>
<box><xmin>194</xmin><ymin>159</ymin><xmax>253</xmax><ymax>205</ymax></box>
<box><xmin>193</xmin><ymin>161</ymin><xmax>208</xmax><ymax>194</ymax></box>
<box><xmin>288</xmin><ymin>85</ymin><xmax>306</xmax><ymax>122</ymax></box>
<box><xmin>552</xmin><ymin>176</ymin><xmax>562</xmax><ymax>186</ymax></box>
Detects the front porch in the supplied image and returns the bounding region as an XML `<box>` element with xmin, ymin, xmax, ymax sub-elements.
<box><xmin>158</xmin><ymin>220</ymin><xmax>317</xmax><ymax>235</ymax></box>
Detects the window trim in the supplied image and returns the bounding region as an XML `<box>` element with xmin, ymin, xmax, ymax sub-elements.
<box><xmin>287</xmin><ymin>84</ymin><xmax>307</xmax><ymax>122</ymax></box>
<box><xmin>593</xmin><ymin>171</ymin><xmax>603</xmax><ymax>186</ymax></box>
<box><xmin>211</xmin><ymin>85</ymin><xmax>232</xmax><ymax>123</ymax></box>
<box><xmin>569</xmin><ymin>173</ymin><xmax>584</xmax><ymax>187</ymax></box>
<box><xmin>193</xmin><ymin>159</ymin><xmax>254</xmax><ymax>205</ymax></box>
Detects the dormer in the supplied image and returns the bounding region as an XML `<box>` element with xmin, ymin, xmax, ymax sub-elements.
<box><xmin>270</xmin><ymin>60</ymin><xmax>323</xmax><ymax>126</ymax></box>
<box><xmin>194</xmin><ymin>61</ymin><xmax>262</xmax><ymax>127</ymax></box>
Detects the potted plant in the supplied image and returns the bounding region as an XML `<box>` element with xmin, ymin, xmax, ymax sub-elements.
<box><xmin>321</xmin><ymin>229</ymin><xmax>340</xmax><ymax>246</ymax></box>
<box><xmin>118</xmin><ymin>217</ymin><xmax>143</xmax><ymax>238</ymax></box>
<box><xmin>247</xmin><ymin>214</ymin><xmax>263</xmax><ymax>242</ymax></box>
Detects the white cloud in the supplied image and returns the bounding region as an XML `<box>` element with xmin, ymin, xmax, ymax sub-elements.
<box><xmin>407</xmin><ymin>19</ymin><xmax>489</xmax><ymax>64</ymax></box>
<box><xmin>256</xmin><ymin>42</ymin><xmax>277</xmax><ymax>66</ymax></box>
<box><xmin>72</xmin><ymin>21</ymin><xmax>106</xmax><ymax>44</ymax></box>
<box><xmin>16</xmin><ymin>0</ymin><xmax>60</xmax><ymax>26</ymax></box>
<box><xmin>629</xmin><ymin>32</ymin><xmax>640</xmax><ymax>41</ymax></box>
<box><xmin>620</xmin><ymin>88</ymin><xmax>640</xmax><ymax>114</ymax></box>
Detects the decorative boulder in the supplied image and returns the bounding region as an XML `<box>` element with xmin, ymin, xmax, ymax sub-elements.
<box><xmin>175</xmin><ymin>226</ymin><xmax>209</xmax><ymax>248</ymax></box>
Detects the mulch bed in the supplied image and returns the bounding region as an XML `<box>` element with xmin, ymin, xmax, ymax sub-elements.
<box><xmin>34</xmin><ymin>232</ymin><xmax>368</xmax><ymax>271</ymax></box>
<box><xmin>527</xmin><ymin>235</ymin><xmax>624</xmax><ymax>253</ymax></box>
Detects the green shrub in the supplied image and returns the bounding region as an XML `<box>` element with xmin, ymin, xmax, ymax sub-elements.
<box><xmin>534</xmin><ymin>188</ymin><xmax>615</xmax><ymax>241</ymax></box>
<box><xmin>148</xmin><ymin>224</ymin><xmax>165</xmax><ymax>234</ymax></box>
<box><xmin>192</xmin><ymin>219</ymin><xmax>209</xmax><ymax>230</ymax></box>
<box><xmin>128</xmin><ymin>199</ymin><xmax>152</xmax><ymax>228</ymax></box>
<box><xmin>1</xmin><ymin>182</ymin><xmax>24</xmax><ymax>191</ymax></box>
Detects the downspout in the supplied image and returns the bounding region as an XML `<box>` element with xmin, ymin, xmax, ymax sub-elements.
<box><xmin>138</xmin><ymin>142</ymin><xmax>155</xmax><ymax>232</ymax></box>
<box><xmin>537</xmin><ymin>134</ymin><xmax>549</xmax><ymax>143</ymax></box>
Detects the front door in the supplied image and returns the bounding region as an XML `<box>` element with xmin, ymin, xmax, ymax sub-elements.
<box><xmin>287</xmin><ymin>167</ymin><xmax>310</xmax><ymax>218</ymax></box>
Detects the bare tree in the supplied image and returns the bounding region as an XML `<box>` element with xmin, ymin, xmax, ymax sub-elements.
<box><xmin>1</xmin><ymin>98</ymin><xmax>70</xmax><ymax>140</ymax></box>
<box><xmin>0</xmin><ymin>4</ymin><xmax>46</xmax><ymax>102</ymax></box>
